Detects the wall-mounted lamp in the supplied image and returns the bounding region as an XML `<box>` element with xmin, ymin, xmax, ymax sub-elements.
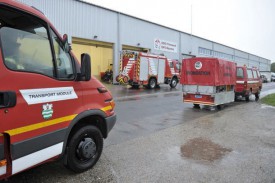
<box><xmin>94</xmin><ymin>35</ymin><xmax>98</xmax><ymax>39</ymax></box>
<box><xmin>137</xmin><ymin>43</ymin><xmax>140</xmax><ymax>46</ymax></box>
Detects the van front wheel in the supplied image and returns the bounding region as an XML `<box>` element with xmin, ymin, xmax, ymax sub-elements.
<box><xmin>65</xmin><ymin>125</ymin><xmax>103</xmax><ymax>173</ymax></box>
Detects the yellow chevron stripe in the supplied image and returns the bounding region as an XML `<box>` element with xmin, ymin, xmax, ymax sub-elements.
<box><xmin>5</xmin><ymin>105</ymin><xmax>113</xmax><ymax>136</ymax></box>
<box><xmin>5</xmin><ymin>114</ymin><xmax>77</xmax><ymax>136</ymax></box>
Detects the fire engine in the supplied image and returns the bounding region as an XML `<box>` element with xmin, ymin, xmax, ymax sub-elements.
<box><xmin>180</xmin><ymin>57</ymin><xmax>236</xmax><ymax>108</ymax></box>
<box><xmin>116</xmin><ymin>51</ymin><xmax>180</xmax><ymax>89</ymax></box>
<box><xmin>0</xmin><ymin>0</ymin><xmax>116</xmax><ymax>179</ymax></box>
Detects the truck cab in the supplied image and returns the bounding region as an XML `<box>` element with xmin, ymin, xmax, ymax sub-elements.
<box><xmin>235</xmin><ymin>66</ymin><xmax>262</xmax><ymax>101</ymax></box>
<box><xmin>0</xmin><ymin>0</ymin><xmax>116</xmax><ymax>179</ymax></box>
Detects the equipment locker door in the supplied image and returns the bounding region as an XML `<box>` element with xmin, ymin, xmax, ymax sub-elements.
<box><xmin>139</xmin><ymin>56</ymin><xmax>149</xmax><ymax>81</ymax></box>
<box><xmin>158</xmin><ymin>59</ymin><xmax>166</xmax><ymax>83</ymax></box>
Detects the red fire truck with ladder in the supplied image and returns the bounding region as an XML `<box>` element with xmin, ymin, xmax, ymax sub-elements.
<box><xmin>180</xmin><ymin>57</ymin><xmax>236</xmax><ymax>109</ymax></box>
<box><xmin>116</xmin><ymin>51</ymin><xmax>180</xmax><ymax>89</ymax></box>
<box><xmin>0</xmin><ymin>0</ymin><xmax>116</xmax><ymax>179</ymax></box>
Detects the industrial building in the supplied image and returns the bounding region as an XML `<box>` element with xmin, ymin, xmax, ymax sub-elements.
<box><xmin>17</xmin><ymin>0</ymin><xmax>271</xmax><ymax>80</ymax></box>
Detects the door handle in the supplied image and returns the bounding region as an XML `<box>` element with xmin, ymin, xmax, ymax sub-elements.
<box><xmin>0</xmin><ymin>91</ymin><xmax>16</xmax><ymax>108</ymax></box>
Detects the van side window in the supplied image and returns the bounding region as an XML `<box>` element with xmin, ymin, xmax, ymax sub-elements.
<box><xmin>237</xmin><ymin>68</ymin><xmax>244</xmax><ymax>78</ymax></box>
<box><xmin>247</xmin><ymin>69</ymin><xmax>253</xmax><ymax>79</ymax></box>
<box><xmin>0</xmin><ymin>14</ymin><xmax>54</xmax><ymax>77</ymax></box>
<box><xmin>50</xmin><ymin>29</ymin><xmax>74</xmax><ymax>79</ymax></box>
<box><xmin>252</xmin><ymin>70</ymin><xmax>258</xmax><ymax>78</ymax></box>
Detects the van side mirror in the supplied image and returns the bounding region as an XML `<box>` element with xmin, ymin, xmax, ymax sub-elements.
<box><xmin>79</xmin><ymin>53</ymin><xmax>91</xmax><ymax>81</ymax></box>
<box><xmin>62</xmin><ymin>34</ymin><xmax>71</xmax><ymax>52</ymax></box>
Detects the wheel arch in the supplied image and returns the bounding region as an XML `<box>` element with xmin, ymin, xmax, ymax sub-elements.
<box><xmin>61</xmin><ymin>110</ymin><xmax>107</xmax><ymax>157</ymax></box>
<box><xmin>149</xmin><ymin>76</ymin><xmax>157</xmax><ymax>82</ymax></box>
<box><xmin>171</xmin><ymin>75</ymin><xmax>178</xmax><ymax>82</ymax></box>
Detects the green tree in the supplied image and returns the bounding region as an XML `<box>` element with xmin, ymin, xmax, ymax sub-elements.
<box><xmin>271</xmin><ymin>62</ymin><xmax>275</xmax><ymax>72</ymax></box>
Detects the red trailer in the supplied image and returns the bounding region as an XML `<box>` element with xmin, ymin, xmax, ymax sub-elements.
<box><xmin>180</xmin><ymin>57</ymin><xmax>236</xmax><ymax>107</ymax></box>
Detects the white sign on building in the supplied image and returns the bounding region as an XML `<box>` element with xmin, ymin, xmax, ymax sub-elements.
<box><xmin>154</xmin><ymin>39</ymin><xmax>177</xmax><ymax>53</ymax></box>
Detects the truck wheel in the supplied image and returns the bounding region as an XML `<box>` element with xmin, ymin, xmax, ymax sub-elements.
<box><xmin>193</xmin><ymin>104</ymin><xmax>200</xmax><ymax>109</ymax></box>
<box><xmin>255</xmin><ymin>92</ymin><xmax>260</xmax><ymax>101</ymax></box>
<box><xmin>245</xmin><ymin>95</ymin><xmax>249</xmax><ymax>102</ymax></box>
<box><xmin>132</xmin><ymin>85</ymin><xmax>139</xmax><ymax>89</ymax></box>
<box><xmin>148</xmin><ymin>78</ymin><xmax>157</xmax><ymax>89</ymax></box>
<box><xmin>170</xmin><ymin>78</ymin><xmax>178</xmax><ymax>88</ymax></box>
<box><xmin>65</xmin><ymin>125</ymin><xmax>103</xmax><ymax>173</ymax></box>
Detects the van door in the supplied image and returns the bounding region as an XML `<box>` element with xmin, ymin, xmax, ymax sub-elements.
<box><xmin>246</xmin><ymin>69</ymin><xmax>255</xmax><ymax>93</ymax></box>
<box><xmin>0</xmin><ymin>6</ymin><xmax>82</xmax><ymax>175</ymax></box>
<box><xmin>235</xmin><ymin>67</ymin><xmax>245</xmax><ymax>93</ymax></box>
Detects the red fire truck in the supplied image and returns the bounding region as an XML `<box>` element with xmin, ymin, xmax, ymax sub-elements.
<box><xmin>0</xmin><ymin>0</ymin><xmax>116</xmax><ymax>179</ymax></box>
<box><xmin>116</xmin><ymin>51</ymin><xmax>180</xmax><ymax>89</ymax></box>
<box><xmin>180</xmin><ymin>57</ymin><xmax>236</xmax><ymax>108</ymax></box>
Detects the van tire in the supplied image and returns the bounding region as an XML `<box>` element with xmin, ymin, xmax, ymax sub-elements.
<box><xmin>255</xmin><ymin>92</ymin><xmax>260</xmax><ymax>101</ymax></box>
<box><xmin>65</xmin><ymin>125</ymin><xmax>103</xmax><ymax>173</ymax></box>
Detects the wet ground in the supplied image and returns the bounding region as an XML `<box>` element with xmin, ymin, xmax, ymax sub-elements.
<box><xmin>4</xmin><ymin>82</ymin><xmax>275</xmax><ymax>183</ymax></box>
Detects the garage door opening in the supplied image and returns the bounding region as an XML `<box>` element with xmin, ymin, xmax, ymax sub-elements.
<box><xmin>122</xmin><ymin>45</ymin><xmax>150</xmax><ymax>53</ymax></box>
<box><xmin>72</xmin><ymin>37</ymin><xmax>113</xmax><ymax>79</ymax></box>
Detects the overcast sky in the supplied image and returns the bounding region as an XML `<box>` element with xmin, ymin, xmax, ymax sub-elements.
<box><xmin>84</xmin><ymin>0</ymin><xmax>275</xmax><ymax>62</ymax></box>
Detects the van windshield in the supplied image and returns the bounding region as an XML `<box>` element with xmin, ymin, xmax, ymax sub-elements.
<box><xmin>237</xmin><ymin>68</ymin><xmax>244</xmax><ymax>78</ymax></box>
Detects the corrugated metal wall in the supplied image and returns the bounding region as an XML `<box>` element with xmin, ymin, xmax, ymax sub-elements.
<box><xmin>16</xmin><ymin>0</ymin><xmax>271</xmax><ymax>74</ymax></box>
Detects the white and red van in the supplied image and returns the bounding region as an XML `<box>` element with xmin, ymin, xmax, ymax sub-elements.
<box><xmin>235</xmin><ymin>66</ymin><xmax>262</xmax><ymax>101</ymax></box>
<box><xmin>0</xmin><ymin>0</ymin><xmax>116</xmax><ymax>179</ymax></box>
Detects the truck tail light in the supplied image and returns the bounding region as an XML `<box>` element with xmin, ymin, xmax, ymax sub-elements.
<box><xmin>97</xmin><ymin>87</ymin><xmax>108</xmax><ymax>93</ymax></box>
<box><xmin>0</xmin><ymin>159</ymin><xmax>7</xmax><ymax>167</ymax></box>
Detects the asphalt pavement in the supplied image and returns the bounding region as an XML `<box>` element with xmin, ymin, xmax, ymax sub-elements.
<box><xmin>4</xmin><ymin>82</ymin><xmax>275</xmax><ymax>183</ymax></box>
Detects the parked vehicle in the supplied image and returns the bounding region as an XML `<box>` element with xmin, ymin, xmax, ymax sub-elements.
<box><xmin>271</xmin><ymin>73</ymin><xmax>275</xmax><ymax>82</ymax></box>
<box><xmin>101</xmin><ymin>69</ymin><xmax>113</xmax><ymax>83</ymax></box>
<box><xmin>260</xmin><ymin>75</ymin><xmax>268</xmax><ymax>83</ymax></box>
<box><xmin>180</xmin><ymin>57</ymin><xmax>236</xmax><ymax>108</ymax></box>
<box><xmin>0</xmin><ymin>0</ymin><xmax>116</xmax><ymax>179</ymax></box>
<box><xmin>116</xmin><ymin>51</ymin><xmax>180</xmax><ymax>89</ymax></box>
<box><xmin>260</xmin><ymin>71</ymin><xmax>272</xmax><ymax>82</ymax></box>
<box><xmin>235</xmin><ymin>66</ymin><xmax>262</xmax><ymax>101</ymax></box>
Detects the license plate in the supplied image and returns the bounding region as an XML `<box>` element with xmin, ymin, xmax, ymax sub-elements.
<box><xmin>195</xmin><ymin>95</ymin><xmax>202</xmax><ymax>99</ymax></box>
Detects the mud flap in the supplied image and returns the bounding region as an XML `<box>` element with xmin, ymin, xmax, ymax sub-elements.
<box><xmin>0</xmin><ymin>134</ymin><xmax>7</xmax><ymax>178</ymax></box>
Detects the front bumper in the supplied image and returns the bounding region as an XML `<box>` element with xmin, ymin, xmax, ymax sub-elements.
<box><xmin>235</xmin><ymin>90</ymin><xmax>248</xmax><ymax>97</ymax></box>
<box><xmin>105</xmin><ymin>114</ymin><xmax>116</xmax><ymax>137</ymax></box>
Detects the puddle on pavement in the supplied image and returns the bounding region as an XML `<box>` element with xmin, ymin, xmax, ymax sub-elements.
<box><xmin>180</xmin><ymin>137</ymin><xmax>232</xmax><ymax>162</ymax></box>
